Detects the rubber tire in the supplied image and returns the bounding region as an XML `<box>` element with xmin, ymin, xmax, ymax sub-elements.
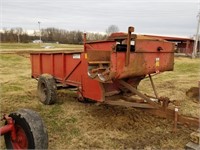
<box><xmin>4</xmin><ymin>109</ymin><xmax>48</xmax><ymax>149</ymax></box>
<box><xmin>37</xmin><ymin>74</ymin><xmax>57</xmax><ymax>105</ymax></box>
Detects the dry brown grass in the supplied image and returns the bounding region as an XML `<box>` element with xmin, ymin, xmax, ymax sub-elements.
<box><xmin>0</xmin><ymin>54</ymin><xmax>199</xmax><ymax>149</ymax></box>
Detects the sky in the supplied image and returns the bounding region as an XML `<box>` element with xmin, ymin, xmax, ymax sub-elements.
<box><xmin>1</xmin><ymin>0</ymin><xmax>200</xmax><ymax>36</ymax></box>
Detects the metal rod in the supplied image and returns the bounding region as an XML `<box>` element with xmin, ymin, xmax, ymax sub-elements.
<box><xmin>121</xmin><ymin>96</ymin><xmax>145</xmax><ymax>103</ymax></box>
<box><xmin>144</xmin><ymin>107</ymin><xmax>199</xmax><ymax>128</ymax></box>
<box><xmin>0</xmin><ymin>124</ymin><xmax>13</xmax><ymax>135</ymax></box>
<box><xmin>0</xmin><ymin>115</ymin><xmax>16</xmax><ymax>141</ymax></box>
<box><xmin>104</xmin><ymin>100</ymin><xmax>155</xmax><ymax>109</ymax></box>
<box><xmin>148</xmin><ymin>74</ymin><xmax>158</xmax><ymax>98</ymax></box>
<box><xmin>173</xmin><ymin>107</ymin><xmax>178</xmax><ymax>133</ymax></box>
<box><xmin>118</xmin><ymin>80</ymin><xmax>160</xmax><ymax>108</ymax></box>
<box><xmin>125</xmin><ymin>26</ymin><xmax>134</xmax><ymax>66</ymax></box>
<box><xmin>64</xmin><ymin>61</ymin><xmax>81</xmax><ymax>81</ymax></box>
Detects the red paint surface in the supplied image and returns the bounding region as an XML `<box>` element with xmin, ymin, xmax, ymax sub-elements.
<box><xmin>30</xmin><ymin>34</ymin><xmax>174</xmax><ymax>102</ymax></box>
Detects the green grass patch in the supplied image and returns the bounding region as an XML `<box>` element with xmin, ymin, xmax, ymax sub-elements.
<box><xmin>0</xmin><ymin>43</ymin><xmax>83</xmax><ymax>50</ymax></box>
<box><xmin>1</xmin><ymin>84</ymin><xmax>23</xmax><ymax>93</ymax></box>
<box><xmin>0</xmin><ymin>54</ymin><xmax>23</xmax><ymax>61</ymax></box>
<box><xmin>175</xmin><ymin>59</ymin><xmax>200</xmax><ymax>73</ymax></box>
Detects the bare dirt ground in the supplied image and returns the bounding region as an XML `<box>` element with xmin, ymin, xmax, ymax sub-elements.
<box><xmin>0</xmin><ymin>53</ymin><xmax>199</xmax><ymax>149</ymax></box>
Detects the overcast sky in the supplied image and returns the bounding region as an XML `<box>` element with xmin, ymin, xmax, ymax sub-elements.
<box><xmin>1</xmin><ymin>0</ymin><xmax>200</xmax><ymax>36</ymax></box>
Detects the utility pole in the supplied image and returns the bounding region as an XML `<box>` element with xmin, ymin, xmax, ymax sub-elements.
<box><xmin>192</xmin><ymin>12</ymin><xmax>200</xmax><ymax>58</ymax></box>
<box><xmin>38</xmin><ymin>21</ymin><xmax>41</xmax><ymax>43</ymax></box>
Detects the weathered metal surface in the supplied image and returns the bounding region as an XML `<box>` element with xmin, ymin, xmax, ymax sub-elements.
<box><xmin>142</xmin><ymin>34</ymin><xmax>196</xmax><ymax>55</ymax></box>
<box><xmin>149</xmin><ymin>74</ymin><xmax>158</xmax><ymax>98</ymax></box>
<box><xmin>87</xmin><ymin>50</ymin><xmax>111</xmax><ymax>62</ymax></box>
<box><xmin>86</xmin><ymin>34</ymin><xmax>174</xmax><ymax>82</ymax></box>
<box><xmin>135</xmin><ymin>39</ymin><xmax>174</xmax><ymax>53</ymax></box>
<box><xmin>104</xmin><ymin>99</ymin><xmax>155</xmax><ymax>109</ymax></box>
<box><xmin>85</xmin><ymin>41</ymin><xmax>115</xmax><ymax>51</ymax></box>
<box><xmin>126</xmin><ymin>26</ymin><xmax>134</xmax><ymax>66</ymax></box>
<box><xmin>31</xmin><ymin>53</ymin><xmax>105</xmax><ymax>102</ymax></box>
<box><xmin>112</xmin><ymin>52</ymin><xmax>174</xmax><ymax>80</ymax></box>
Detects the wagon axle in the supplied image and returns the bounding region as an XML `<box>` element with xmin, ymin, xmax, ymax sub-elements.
<box><xmin>0</xmin><ymin>115</ymin><xmax>16</xmax><ymax>140</ymax></box>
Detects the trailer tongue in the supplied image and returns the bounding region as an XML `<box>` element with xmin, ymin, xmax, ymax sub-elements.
<box><xmin>30</xmin><ymin>26</ymin><xmax>199</xmax><ymax>128</ymax></box>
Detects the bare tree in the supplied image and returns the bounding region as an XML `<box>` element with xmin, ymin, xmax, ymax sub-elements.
<box><xmin>106</xmin><ymin>25</ymin><xmax>119</xmax><ymax>35</ymax></box>
<box><xmin>14</xmin><ymin>27</ymin><xmax>23</xmax><ymax>43</ymax></box>
<box><xmin>86</xmin><ymin>32</ymin><xmax>107</xmax><ymax>41</ymax></box>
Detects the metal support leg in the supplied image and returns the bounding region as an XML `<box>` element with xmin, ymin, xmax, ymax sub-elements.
<box><xmin>118</xmin><ymin>80</ymin><xmax>160</xmax><ymax>108</ymax></box>
<box><xmin>148</xmin><ymin>74</ymin><xmax>158</xmax><ymax>98</ymax></box>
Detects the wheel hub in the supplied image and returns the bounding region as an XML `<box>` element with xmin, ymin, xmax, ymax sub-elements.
<box><xmin>12</xmin><ymin>125</ymin><xmax>28</xmax><ymax>149</ymax></box>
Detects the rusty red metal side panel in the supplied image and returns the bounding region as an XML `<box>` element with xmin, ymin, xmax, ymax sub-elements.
<box><xmin>41</xmin><ymin>54</ymin><xmax>53</xmax><ymax>75</ymax></box>
<box><xmin>135</xmin><ymin>39</ymin><xmax>175</xmax><ymax>53</ymax></box>
<box><xmin>53</xmin><ymin>54</ymin><xmax>65</xmax><ymax>80</ymax></box>
<box><xmin>108</xmin><ymin>39</ymin><xmax>175</xmax><ymax>79</ymax></box>
<box><xmin>31</xmin><ymin>53</ymin><xmax>82</xmax><ymax>82</ymax></box>
<box><xmin>110</xmin><ymin>52</ymin><xmax>174</xmax><ymax>79</ymax></box>
<box><xmin>80</xmin><ymin>53</ymin><xmax>105</xmax><ymax>102</ymax></box>
<box><xmin>31</xmin><ymin>52</ymin><xmax>105</xmax><ymax>102</ymax></box>
<box><xmin>63</xmin><ymin>54</ymin><xmax>82</xmax><ymax>85</ymax></box>
<box><xmin>86</xmin><ymin>38</ymin><xmax>174</xmax><ymax>81</ymax></box>
<box><xmin>86</xmin><ymin>41</ymin><xmax>115</xmax><ymax>51</ymax></box>
<box><xmin>31</xmin><ymin>54</ymin><xmax>40</xmax><ymax>78</ymax></box>
<box><xmin>81</xmin><ymin>77</ymin><xmax>104</xmax><ymax>102</ymax></box>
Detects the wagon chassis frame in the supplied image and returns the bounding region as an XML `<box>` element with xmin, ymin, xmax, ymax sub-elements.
<box><xmin>103</xmin><ymin>75</ymin><xmax>199</xmax><ymax>129</ymax></box>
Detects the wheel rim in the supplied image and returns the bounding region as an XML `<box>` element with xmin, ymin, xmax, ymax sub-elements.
<box><xmin>12</xmin><ymin>125</ymin><xmax>28</xmax><ymax>149</ymax></box>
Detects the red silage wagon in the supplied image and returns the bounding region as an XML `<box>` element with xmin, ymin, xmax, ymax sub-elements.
<box><xmin>30</xmin><ymin>26</ymin><xmax>199</xmax><ymax>128</ymax></box>
<box><xmin>31</xmin><ymin>27</ymin><xmax>174</xmax><ymax>104</ymax></box>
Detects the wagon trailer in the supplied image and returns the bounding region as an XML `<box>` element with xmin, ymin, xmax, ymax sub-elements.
<box><xmin>30</xmin><ymin>26</ymin><xmax>199</xmax><ymax>128</ymax></box>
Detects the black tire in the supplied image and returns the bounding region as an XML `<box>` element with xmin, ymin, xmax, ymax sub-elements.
<box><xmin>4</xmin><ymin>109</ymin><xmax>48</xmax><ymax>149</ymax></box>
<box><xmin>37</xmin><ymin>74</ymin><xmax>57</xmax><ymax>105</ymax></box>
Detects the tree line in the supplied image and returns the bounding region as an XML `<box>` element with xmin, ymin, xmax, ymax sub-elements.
<box><xmin>0</xmin><ymin>28</ymin><xmax>35</xmax><ymax>43</ymax></box>
<box><xmin>0</xmin><ymin>25</ymin><xmax>119</xmax><ymax>44</ymax></box>
<box><xmin>0</xmin><ymin>27</ymin><xmax>107</xmax><ymax>44</ymax></box>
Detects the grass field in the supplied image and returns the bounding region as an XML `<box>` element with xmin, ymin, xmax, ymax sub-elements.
<box><xmin>0</xmin><ymin>43</ymin><xmax>83</xmax><ymax>53</ymax></box>
<box><xmin>0</xmin><ymin>49</ymin><xmax>199</xmax><ymax>149</ymax></box>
